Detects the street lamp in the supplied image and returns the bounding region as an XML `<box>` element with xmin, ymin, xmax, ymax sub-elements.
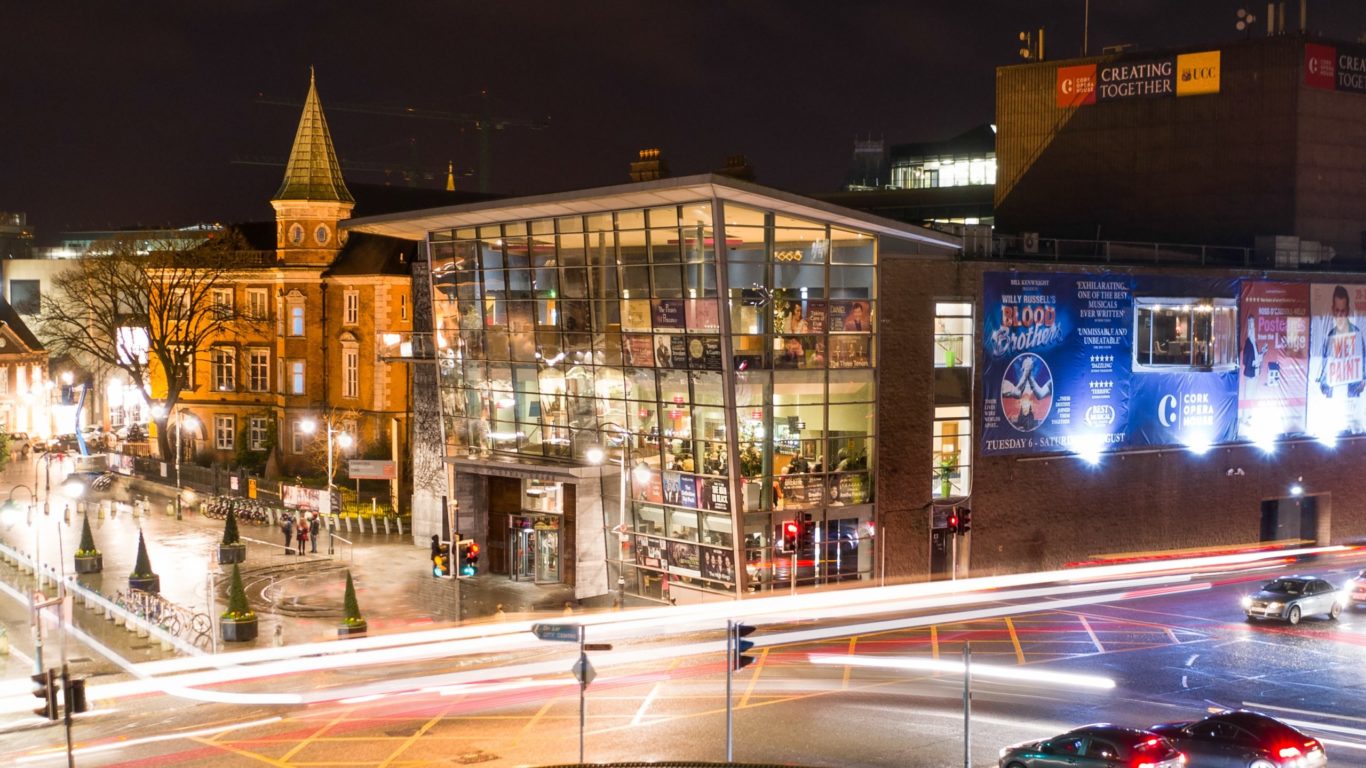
<box><xmin>175</xmin><ymin>413</ymin><xmax>197</xmax><ymax>521</ymax></box>
<box><xmin>300</xmin><ymin>418</ymin><xmax>352</xmax><ymax>516</ymax></box>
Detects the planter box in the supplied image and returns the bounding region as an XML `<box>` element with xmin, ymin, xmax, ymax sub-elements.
<box><xmin>218</xmin><ymin>544</ymin><xmax>246</xmax><ymax>565</ymax></box>
<box><xmin>221</xmin><ymin>617</ymin><xmax>258</xmax><ymax>643</ymax></box>
<box><xmin>337</xmin><ymin>620</ymin><xmax>368</xmax><ymax>638</ymax></box>
<box><xmin>74</xmin><ymin>554</ymin><xmax>103</xmax><ymax>574</ymax></box>
<box><xmin>129</xmin><ymin>574</ymin><xmax>160</xmax><ymax>594</ymax></box>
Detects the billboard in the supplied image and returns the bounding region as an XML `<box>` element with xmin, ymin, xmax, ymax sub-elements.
<box><xmin>1305</xmin><ymin>42</ymin><xmax>1366</xmax><ymax>95</ymax></box>
<box><xmin>1237</xmin><ymin>282</ymin><xmax>1310</xmax><ymax>440</ymax></box>
<box><xmin>982</xmin><ymin>273</ymin><xmax>1132</xmax><ymax>455</ymax></box>
<box><xmin>1056</xmin><ymin>51</ymin><xmax>1221</xmax><ymax>108</ymax></box>
<box><xmin>1308</xmin><ymin>283</ymin><xmax>1366</xmax><ymax>436</ymax></box>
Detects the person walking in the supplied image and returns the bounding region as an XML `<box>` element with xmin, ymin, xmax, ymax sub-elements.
<box><xmin>281</xmin><ymin>513</ymin><xmax>295</xmax><ymax>553</ymax></box>
<box><xmin>308</xmin><ymin>512</ymin><xmax>320</xmax><ymax>553</ymax></box>
<box><xmin>296</xmin><ymin>518</ymin><xmax>309</xmax><ymax>556</ymax></box>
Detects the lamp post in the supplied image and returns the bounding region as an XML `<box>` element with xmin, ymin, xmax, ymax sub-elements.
<box><xmin>300</xmin><ymin>418</ymin><xmax>352</xmax><ymax>517</ymax></box>
<box><xmin>175</xmin><ymin>412</ymin><xmax>198</xmax><ymax>521</ymax></box>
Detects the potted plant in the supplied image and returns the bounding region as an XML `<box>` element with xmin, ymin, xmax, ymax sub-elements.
<box><xmin>128</xmin><ymin>529</ymin><xmax>160</xmax><ymax>594</ymax></box>
<box><xmin>937</xmin><ymin>454</ymin><xmax>959</xmax><ymax>499</ymax></box>
<box><xmin>218</xmin><ymin>507</ymin><xmax>246</xmax><ymax>564</ymax></box>
<box><xmin>74</xmin><ymin>513</ymin><xmax>102</xmax><ymax>574</ymax></box>
<box><xmin>220</xmin><ymin>563</ymin><xmax>258</xmax><ymax>642</ymax></box>
<box><xmin>337</xmin><ymin>570</ymin><xmax>367</xmax><ymax>637</ymax></box>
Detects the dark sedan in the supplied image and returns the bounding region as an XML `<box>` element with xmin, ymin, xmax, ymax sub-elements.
<box><xmin>1151</xmin><ymin>710</ymin><xmax>1325</xmax><ymax>768</ymax></box>
<box><xmin>999</xmin><ymin>724</ymin><xmax>1185</xmax><ymax>767</ymax></box>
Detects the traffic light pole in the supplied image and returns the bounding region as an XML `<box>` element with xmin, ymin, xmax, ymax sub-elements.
<box><xmin>962</xmin><ymin>642</ymin><xmax>972</xmax><ymax>768</ymax></box>
<box><xmin>577</xmin><ymin>625</ymin><xmax>586</xmax><ymax>766</ymax></box>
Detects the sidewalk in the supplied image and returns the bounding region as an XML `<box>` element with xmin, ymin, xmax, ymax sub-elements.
<box><xmin>0</xmin><ymin>455</ymin><xmax>597</xmax><ymax>670</ymax></box>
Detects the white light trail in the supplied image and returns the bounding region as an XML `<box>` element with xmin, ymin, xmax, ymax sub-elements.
<box><xmin>13</xmin><ymin>716</ymin><xmax>282</xmax><ymax>764</ymax></box>
<box><xmin>808</xmin><ymin>653</ymin><xmax>1116</xmax><ymax>690</ymax></box>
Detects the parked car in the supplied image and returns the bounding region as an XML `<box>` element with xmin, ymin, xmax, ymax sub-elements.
<box><xmin>1347</xmin><ymin>570</ymin><xmax>1366</xmax><ymax>608</ymax></box>
<box><xmin>5</xmin><ymin>432</ymin><xmax>33</xmax><ymax>455</ymax></box>
<box><xmin>1242</xmin><ymin>575</ymin><xmax>1344</xmax><ymax>624</ymax></box>
<box><xmin>998</xmin><ymin>724</ymin><xmax>1185</xmax><ymax>768</ymax></box>
<box><xmin>1151</xmin><ymin>710</ymin><xmax>1326</xmax><ymax>767</ymax></box>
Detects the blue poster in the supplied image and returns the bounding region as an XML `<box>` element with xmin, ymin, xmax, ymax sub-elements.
<box><xmin>1129</xmin><ymin>371</ymin><xmax>1239</xmax><ymax>448</ymax></box>
<box><xmin>983</xmin><ymin>273</ymin><xmax>1133</xmax><ymax>455</ymax></box>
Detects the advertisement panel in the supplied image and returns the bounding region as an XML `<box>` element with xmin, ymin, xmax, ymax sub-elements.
<box><xmin>1057</xmin><ymin>64</ymin><xmax>1098</xmax><ymax>107</ymax></box>
<box><xmin>1308</xmin><ymin>283</ymin><xmax>1366</xmax><ymax>436</ymax></box>
<box><xmin>983</xmin><ymin>273</ymin><xmax>1132</xmax><ymax>455</ymax></box>
<box><xmin>1130</xmin><ymin>370</ymin><xmax>1239</xmax><ymax>448</ymax></box>
<box><xmin>1176</xmin><ymin>50</ymin><xmax>1221</xmax><ymax>96</ymax></box>
<box><xmin>1237</xmin><ymin>282</ymin><xmax>1310</xmax><ymax>439</ymax></box>
<box><xmin>1097</xmin><ymin>57</ymin><xmax>1174</xmax><ymax>101</ymax></box>
<box><xmin>1303</xmin><ymin>42</ymin><xmax>1366</xmax><ymax>94</ymax></box>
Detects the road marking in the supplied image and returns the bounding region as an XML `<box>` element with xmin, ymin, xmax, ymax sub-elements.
<box><xmin>1077</xmin><ymin>615</ymin><xmax>1105</xmax><ymax>654</ymax></box>
<box><xmin>520</xmin><ymin>698</ymin><xmax>556</xmax><ymax>735</ymax></box>
<box><xmin>1164</xmin><ymin>627</ymin><xmax>1179</xmax><ymax>643</ymax></box>
<box><xmin>377</xmin><ymin>712</ymin><xmax>444</xmax><ymax>768</ymax></box>
<box><xmin>1181</xmin><ymin>675</ymin><xmax>1188</xmax><ymax>688</ymax></box>
<box><xmin>842</xmin><ymin>636</ymin><xmax>857</xmax><ymax>689</ymax></box>
<box><xmin>279</xmin><ymin>707</ymin><xmax>351</xmax><ymax>762</ymax></box>
<box><xmin>630</xmin><ymin>683</ymin><xmax>662</xmax><ymax>726</ymax></box>
<box><xmin>930</xmin><ymin>625</ymin><xmax>939</xmax><ymax>660</ymax></box>
<box><xmin>1005</xmin><ymin>617</ymin><xmax>1025</xmax><ymax>664</ymax></box>
<box><xmin>1243</xmin><ymin>701</ymin><xmax>1366</xmax><ymax>726</ymax></box>
<box><xmin>1185</xmin><ymin>654</ymin><xmax>1199</xmax><ymax>667</ymax></box>
<box><xmin>738</xmin><ymin>647</ymin><xmax>769</xmax><ymax>708</ymax></box>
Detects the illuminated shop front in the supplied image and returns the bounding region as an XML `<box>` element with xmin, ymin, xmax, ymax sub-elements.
<box><xmin>405</xmin><ymin>177</ymin><xmax>958</xmax><ymax>601</ymax></box>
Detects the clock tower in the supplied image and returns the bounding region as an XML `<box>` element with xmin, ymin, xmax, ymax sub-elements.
<box><xmin>271</xmin><ymin>69</ymin><xmax>354</xmax><ymax>266</ymax></box>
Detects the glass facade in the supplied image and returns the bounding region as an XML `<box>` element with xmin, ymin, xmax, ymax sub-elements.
<box><xmin>429</xmin><ymin>200</ymin><xmax>878</xmax><ymax>597</ymax></box>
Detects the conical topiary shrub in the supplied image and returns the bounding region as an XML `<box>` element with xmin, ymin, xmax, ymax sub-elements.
<box><xmin>338</xmin><ymin>570</ymin><xmax>367</xmax><ymax>637</ymax></box>
<box><xmin>128</xmin><ymin>528</ymin><xmax>160</xmax><ymax>593</ymax></box>
<box><xmin>74</xmin><ymin>513</ymin><xmax>102</xmax><ymax>574</ymax></box>
<box><xmin>220</xmin><ymin>563</ymin><xmax>257</xmax><ymax>642</ymax></box>
<box><xmin>218</xmin><ymin>508</ymin><xmax>246</xmax><ymax>564</ymax></box>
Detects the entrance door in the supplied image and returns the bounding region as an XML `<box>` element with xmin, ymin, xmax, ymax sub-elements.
<box><xmin>536</xmin><ymin>528</ymin><xmax>561</xmax><ymax>583</ymax></box>
<box><xmin>510</xmin><ymin>526</ymin><xmax>536</xmax><ymax>581</ymax></box>
<box><xmin>1260</xmin><ymin>496</ymin><xmax>1319</xmax><ymax>544</ymax></box>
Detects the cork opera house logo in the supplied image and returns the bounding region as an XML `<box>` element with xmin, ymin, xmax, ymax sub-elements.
<box><xmin>1056</xmin><ymin>64</ymin><xmax>1098</xmax><ymax>107</ymax></box>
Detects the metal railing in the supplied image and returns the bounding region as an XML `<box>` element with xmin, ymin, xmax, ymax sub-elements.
<box><xmin>966</xmin><ymin>234</ymin><xmax>1254</xmax><ymax>268</ymax></box>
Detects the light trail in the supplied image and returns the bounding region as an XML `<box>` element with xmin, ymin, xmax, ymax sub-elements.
<box><xmin>808</xmin><ymin>653</ymin><xmax>1116</xmax><ymax>690</ymax></box>
<box><xmin>12</xmin><ymin>716</ymin><xmax>283</xmax><ymax>764</ymax></box>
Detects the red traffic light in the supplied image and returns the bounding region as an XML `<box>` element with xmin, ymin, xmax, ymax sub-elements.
<box><xmin>468</xmin><ymin>542</ymin><xmax>480</xmax><ymax>557</ymax></box>
<box><xmin>783</xmin><ymin>521</ymin><xmax>799</xmax><ymax>536</ymax></box>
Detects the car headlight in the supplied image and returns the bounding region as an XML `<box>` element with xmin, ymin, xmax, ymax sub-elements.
<box><xmin>1241</xmin><ymin>596</ymin><xmax>1254</xmax><ymax>608</ymax></box>
<box><xmin>1267</xmin><ymin>602</ymin><xmax>1283</xmax><ymax>611</ymax></box>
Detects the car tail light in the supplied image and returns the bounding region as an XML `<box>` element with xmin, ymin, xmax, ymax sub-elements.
<box><xmin>1278</xmin><ymin>745</ymin><xmax>1302</xmax><ymax>758</ymax></box>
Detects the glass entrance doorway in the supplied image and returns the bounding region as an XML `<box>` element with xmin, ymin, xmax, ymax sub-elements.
<box><xmin>509</xmin><ymin>515</ymin><xmax>562</xmax><ymax>583</ymax></box>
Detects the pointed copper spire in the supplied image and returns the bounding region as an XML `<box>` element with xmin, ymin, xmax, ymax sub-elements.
<box><xmin>273</xmin><ymin>70</ymin><xmax>354</xmax><ymax>203</ymax></box>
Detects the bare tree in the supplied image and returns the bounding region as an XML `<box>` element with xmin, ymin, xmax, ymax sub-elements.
<box><xmin>301</xmin><ymin>407</ymin><xmax>364</xmax><ymax>488</ymax></box>
<box><xmin>39</xmin><ymin>236</ymin><xmax>266</xmax><ymax>459</ymax></box>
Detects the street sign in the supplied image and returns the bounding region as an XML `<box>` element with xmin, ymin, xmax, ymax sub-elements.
<box><xmin>531</xmin><ymin>623</ymin><xmax>580</xmax><ymax>642</ymax></box>
<box><xmin>583</xmin><ymin>643</ymin><xmax>613</xmax><ymax>651</ymax></box>
<box><xmin>348</xmin><ymin>459</ymin><xmax>397</xmax><ymax>480</ymax></box>
<box><xmin>572</xmin><ymin>654</ymin><xmax>596</xmax><ymax>686</ymax></box>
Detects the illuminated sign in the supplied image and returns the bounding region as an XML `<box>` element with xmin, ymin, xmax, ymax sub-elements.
<box><xmin>1098</xmin><ymin>57</ymin><xmax>1174</xmax><ymax>101</ymax></box>
<box><xmin>1304</xmin><ymin>42</ymin><xmax>1366</xmax><ymax>94</ymax></box>
<box><xmin>1056</xmin><ymin>64</ymin><xmax>1098</xmax><ymax>107</ymax></box>
<box><xmin>1176</xmin><ymin>50</ymin><xmax>1221</xmax><ymax>96</ymax></box>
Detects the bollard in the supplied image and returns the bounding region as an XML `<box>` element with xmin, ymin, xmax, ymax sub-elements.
<box><xmin>99</xmin><ymin>500</ymin><xmax>108</xmax><ymax>519</ymax></box>
<box><xmin>343</xmin><ymin>515</ymin><xmax>352</xmax><ymax>533</ymax></box>
<box><xmin>396</xmin><ymin>517</ymin><xmax>404</xmax><ymax>537</ymax></box>
<box><xmin>382</xmin><ymin>517</ymin><xmax>391</xmax><ymax>535</ymax></box>
<box><xmin>166</xmin><ymin>501</ymin><xmax>174</xmax><ymax>518</ymax></box>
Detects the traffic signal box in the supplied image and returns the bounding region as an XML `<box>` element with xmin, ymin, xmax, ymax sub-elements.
<box><xmin>32</xmin><ymin>669</ymin><xmax>58</xmax><ymax>720</ymax></box>
<box><xmin>946</xmin><ymin>510</ymin><xmax>960</xmax><ymax>535</ymax></box>
<box><xmin>457</xmin><ymin>539</ymin><xmax>480</xmax><ymax>577</ymax></box>
<box><xmin>730</xmin><ymin>622</ymin><xmax>757</xmax><ymax>671</ymax></box>
<box><xmin>432</xmin><ymin>542</ymin><xmax>452</xmax><ymax>578</ymax></box>
<box><xmin>958</xmin><ymin>507</ymin><xmax>972</xmax><ymax>534</ymax></box>
<box><xmin>780</xmin><ymin>521</ymin><xmax>799</xmax><ymax>553</ymax></box>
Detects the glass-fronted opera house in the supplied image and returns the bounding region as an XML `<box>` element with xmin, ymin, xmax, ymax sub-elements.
<box><xmin>351</xmin><ymin>176</ymin><xmax>958</xmax><ymax>602</ymax></box>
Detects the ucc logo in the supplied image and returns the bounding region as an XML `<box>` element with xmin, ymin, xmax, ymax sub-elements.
<box><xmin>1181</xmin><ymin>66</ymin><xmax>1217</xmax><ymax>82</ymax></box>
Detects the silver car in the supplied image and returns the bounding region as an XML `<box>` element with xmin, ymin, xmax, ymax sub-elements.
<box><xmin>1243</xmin><ymin>576</ymin><xmax>1344</xmax><ymax>624</ymax></box>
<box><xmin>999</xmin><ymin>724</ymin><xmax>1185</xmax><ymax>768</ymax></box>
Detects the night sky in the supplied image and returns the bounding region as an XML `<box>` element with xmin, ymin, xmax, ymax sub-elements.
<box><xmin>4</xmin><ymin>1</ymin><xmax>1366</xmax><ymax>243</ymax></box>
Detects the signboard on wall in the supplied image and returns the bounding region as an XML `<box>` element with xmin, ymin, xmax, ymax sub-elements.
<box><xmin>1305</xmin><ymin>42</ymin><xmax>1366</xmax><ymax>94</ymax></box>
<box><xmin>982</xmin><ymin>272</ymin><xmax>1133</xmax><ymax>455</ymax></box>
<box><xmin>1056</xmin><ymin>51</ymin><xmax>1221</xmax><ymax>108</ymax></box>
<box><xmin>1238</xmin><ymin>281</ymin><xmax>1310</xmax><ymax>439</ymax></box>
<box><xmin>1307</xmin><ymin>283</ymin><xmax>1366</xmax><ymax>436</ymax></box>
<box><xmin>348</xmin><ymin>459</ymin><xmax>397</xmax><ymax>480</ymax></box>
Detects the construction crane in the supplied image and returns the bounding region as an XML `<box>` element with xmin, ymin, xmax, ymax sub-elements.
<box><xmin>256</xmin><ymin>89</ymin><xmax>550</xmax><ymax>193</ymax></box>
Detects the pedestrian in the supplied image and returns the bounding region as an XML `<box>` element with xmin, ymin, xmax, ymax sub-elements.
<box><xmin>272</xmin><ymin>624</ymin><xmax>284</xmax><ymax>647</ymax></box>
<box><xmin>296</xmin><ymin>518</ymin><xmax>308</xmax><ymax>556</ymax></box>
<box><xmin>308</xmin><ymin>512</ymin><xmax>320</xmax><ymax>553</ymax></box>
<box><xmin>281</xmin><ymin>513</ymin><xmax>294</xmax><ymax>553</ymax></box>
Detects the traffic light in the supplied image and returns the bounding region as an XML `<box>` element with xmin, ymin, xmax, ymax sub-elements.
<box><xmin>780</xmin><ymin>521</ymin><xmax>799</xmax><ymax>553</ymax></box>
<box><xmin>946</xmin><ymin>511</ymin><xmax>960</xmax><ymax>535</ymax></box>
<box><xmin>432</xmin><ymin>542</ymin><xmax>451</xmax><ymax>578</ymax></box>
<box><xmin>958</xmin><ymin>506</ymin><xmax>972</xmax><ymax>535</ymax></box>
<box><xmin>459</xmin><ymin>539</ymin><xmax>480</xmax><ymax>577</ymax></box>
<box><xmin>31</xmin><ymin>669</ymin><xmax>58</xmax><ymax>720</ymax></box>
<box><xmin>800</xmin><ymin>513</ymin><xmax>815</xmax><ymax>549</ymax></box>
<box><xmin>730</xmin><ymin>621</ymin><xmax>757</xmax><ymax>671</ymax></box>
<box><xmin>62</xmin><ymin>672</ymin><xmax>87</xmax><ymax>714</ymax></box>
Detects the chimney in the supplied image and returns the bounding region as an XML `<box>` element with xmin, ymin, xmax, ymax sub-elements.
<box><xmin>629</xmin><ymin>148</ymin><xmax>669</xmax><ymax>182</ymax></box>
<box><xmin>716</xmin><ymin>154</ymin><xmax>756</xmax><ymax>182</ymax></box>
